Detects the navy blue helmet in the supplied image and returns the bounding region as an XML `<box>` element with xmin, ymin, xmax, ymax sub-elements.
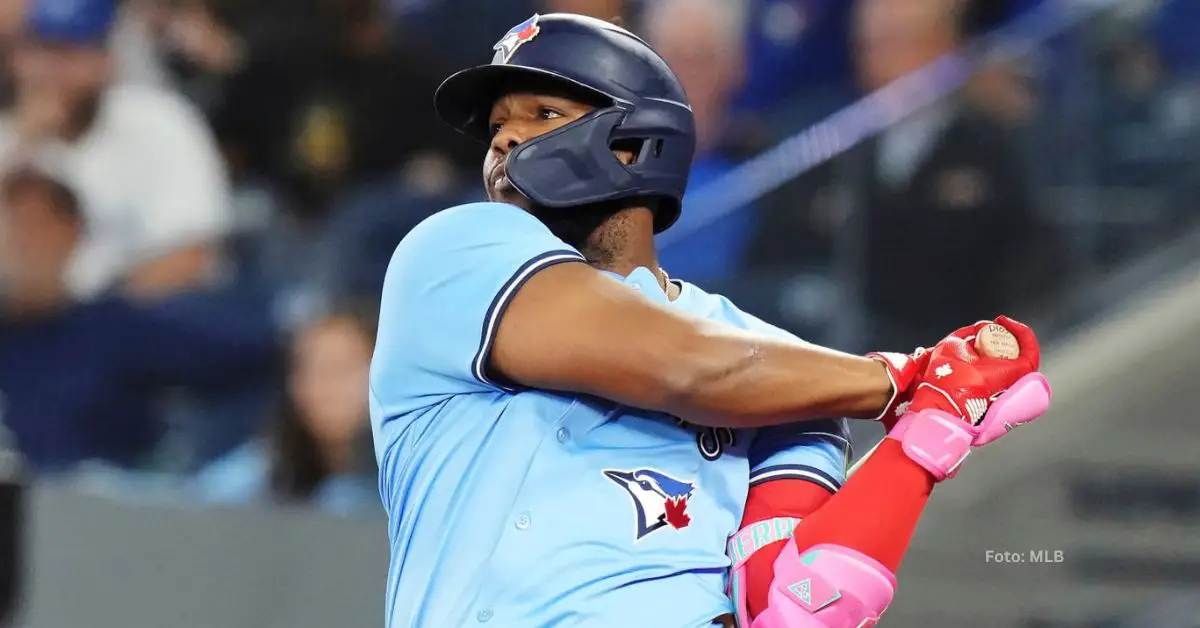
<box><xmin>434</xmin><ymin>13</ymin><xmax>696</xmax><ymax>233</ymax></box>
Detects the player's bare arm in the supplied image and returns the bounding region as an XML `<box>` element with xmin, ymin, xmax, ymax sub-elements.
<box><xmin>492</xmin><ymin>260</ymin><xmax>892</xmax><ymax>429</ymax></box>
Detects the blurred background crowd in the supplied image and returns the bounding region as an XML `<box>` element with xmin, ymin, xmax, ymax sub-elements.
<box><xmin>0</xmin><ymin>0</ymin><xmax>1199</xmax><ymax>625</ymax></box>
<box><xmin>0</xmin><ymin>0</ymin><xmax>1197</xmax><ymax>515</ymax></box>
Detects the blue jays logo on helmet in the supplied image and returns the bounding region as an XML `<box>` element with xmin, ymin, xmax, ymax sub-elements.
<box><xmin>493</xmin><ymin>14</ymin><xmax>541</xmax><ymax>64</ymax></box>
<box><xmin>603</xmin><ymin>468</ymin><xmax>695</xmax><ymax>541</ymax></box>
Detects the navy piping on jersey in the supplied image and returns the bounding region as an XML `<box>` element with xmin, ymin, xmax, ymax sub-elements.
<box><xmin>749</xmin><ymin>464</ymin><xmax>843</xmax><ymax>494</ymax></box>
<box><xmin>472</xmin><ymin>249</ymin><xmax>586</xmax><ymax>390</ymax></box>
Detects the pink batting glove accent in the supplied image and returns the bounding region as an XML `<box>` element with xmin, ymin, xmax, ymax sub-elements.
<box><xmin>887</xmin><ymin>372</ymin><xmax>1052</xmax><ymax>481</ymax></box>
<box><xmin>972</xmin><ymin>372</ymin><xmax>1051</xmax><ymax>446</ymax></box>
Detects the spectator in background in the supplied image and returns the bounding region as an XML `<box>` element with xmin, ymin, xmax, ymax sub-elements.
<box><xmin>0</xmin><ymin>0</ymin><xmax>27</xmax><ymax>107</ymax></box>
<box><xmin>1085</xmin><ymin>6</ymin><xmax>1200</xmax><ymax>256</ymax></box>
<box><xmin>311</xmin><ymin>186</ymin><xmax>463</xmax><ymax>301</ymax></box>
<box><xmin>0</xmin><ymin>2</ymin><xmax>25</xmax><ymax>42</ymax></box>
<box><xmin>1152</xmin><ymin>0</ymin><xmax>1200</xmax><ymax>80</ymax></box>
<box><xmin>967</xmin><ymin>54</ymin><xmax>1040</xmax><ymax>129</ymax></box>
<box><xmin>544</xmin><ymin>0</ymin><xmax>625</xmax><ymax>20</ymax></box>
<box><xmin>108</xmin><ymin>0</ymin><xmax>180</xmax><ymax>89</ymax></box>
<box><xmin>0</xmin><ymin>0</ymin><xmax>232</xmax><ymax>301</ymax></box>
<box><xmin>749</xmin><ymin>0</ymin><xmax>1049</xmax><ymax>350</ymax></box>
<box><xmin>112</xmin><ymin>0</ymin><xmax>481</xmax><ymax>296</ymax></box>
<box><xmin>184</xmin><ymin>0</ymin><xmax>475</xmax><ymax>209</ymax></box>
<box><xmin>731</xmin><ymin>0</ymin><xmax>854</xmax><ymax>115</ymax></box>
<box><xmin>0</xmin><ymin>159</ymin><xmax>278</xmax><ymax>473</ymax></box>
<box><xmin>192</xmin><ymin>302</ymin><xmax>378</xmax><ymax>516</ymax></box>
<box><xmin>644</xmin><ymin>0</ymin><xmax>760</xmax><ymax>287</ymax></box>
<box><xmin>386</xmin><ymin>0</ymin><xmax>538</xmax><ymax>68</ymax></box>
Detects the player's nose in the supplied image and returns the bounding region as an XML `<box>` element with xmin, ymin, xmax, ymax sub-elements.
<box><xmin>490</xmin><ymin>123</ymin><xmax>527</xmax><ymax>157</ymax></box>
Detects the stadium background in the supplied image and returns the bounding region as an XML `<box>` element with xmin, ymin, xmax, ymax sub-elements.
<box><xmin>1</xmin><ymin>0</ymin><xmax>1198</xmax><ymax>626</ymax></box>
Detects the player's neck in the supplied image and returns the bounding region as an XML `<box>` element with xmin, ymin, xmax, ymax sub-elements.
<box><xmin>584</xmin><ymin>206</ymin><xmax>677</xmax><ymax>299</ymax></box>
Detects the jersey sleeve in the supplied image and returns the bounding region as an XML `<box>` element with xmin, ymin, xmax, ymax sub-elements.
<box><xmin>748</xmin><ymin>419</ymin><xmax>852</xmax><ymax>494</ymax></box>
<box><xmin>370</xmin><ymin>202</ymin><xmax>585</xmax><ymax>406</ymax></box>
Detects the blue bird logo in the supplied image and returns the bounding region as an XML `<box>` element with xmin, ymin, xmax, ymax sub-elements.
<box><xmin>603</xmin><ymin>468</ymin><xmax>695</xmax><ymax>541</ymax></box>
<box><xmin>493</xmin><ymin>14</ymin><xmax>541</xmax><ymax>64</ymax></box>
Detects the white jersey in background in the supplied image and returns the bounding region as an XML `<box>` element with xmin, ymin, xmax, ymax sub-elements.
<box><xmin>0</xmin><ymin>84</ymin><xmax>232</xmax><ymax>298</ymax></box>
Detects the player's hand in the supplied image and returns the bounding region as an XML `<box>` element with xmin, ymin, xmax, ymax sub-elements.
<box><xmin>915</xmin><ymin>315</ymin><xmax>1041</xmax><ymax>422</ymax></box>
<box><xmin>870</xmin><ymin>316</ymin><xmax>1040</xmax><ymax>427</ymax></box>
<box><xmin>883</xmin><ymin>316</ymin><xmax>1050</xmax><ymax>481</ymax></box>
<box><xmin>962</xmin><ymin>315</ymin><xmax>1040</xmax><ymax>395</ymax></box>
<box><xmin>865</xmin><ymin>319</ymin><xmax>989</xmax><ymax>428</ymax></box>
<box><xmin>908</xmin><ymin>340</ymin><xmax>994</xmax><ymax>425</ymax></box>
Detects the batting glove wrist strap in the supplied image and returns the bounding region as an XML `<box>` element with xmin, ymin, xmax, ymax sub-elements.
<box><xmin>865</xmin><ymin>351</ymin><xmax>922</xmax><ymax>423</ymax></box>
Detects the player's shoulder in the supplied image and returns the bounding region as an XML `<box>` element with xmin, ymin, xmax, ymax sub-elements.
<box><xmin>395</xmin><ymin>201</ymin><xmax>572</xmax><ymax>260</ymax></box>
<box><xmin>677</xmin><ymin>281</ymin><xmax>798</xmax><ymax>340</ymax></box>
<box><xmin>674</xmin><ymin>281</ymin><xmax>746</xmax><ymax>321</ymax></box>
<box><xmin>407</xmin><ymin>201</ymin><xmax>541</xmax><ymax>238</ymax></box>
<box><xmin>383</xmin><ymin>201</ymin><xmax>579</xmax><ymax>294</ymax></box>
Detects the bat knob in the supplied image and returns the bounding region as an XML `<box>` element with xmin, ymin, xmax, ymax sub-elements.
<box><xmin>975</xmin><ymin>323</ymin><xmax>1020</xmax><ymax>359</ymax></box>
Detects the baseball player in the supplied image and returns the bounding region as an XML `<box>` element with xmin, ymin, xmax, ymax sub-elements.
<box><xmin>369</xmin><ymin>13</ymin><xmax>1050</xmax><ymax>628</ymax></box>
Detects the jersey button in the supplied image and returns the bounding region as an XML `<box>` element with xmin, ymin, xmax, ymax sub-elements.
<box><xmin>556</xmin><ymin>428</ymin><xmax>570</xmax><ymax>443</ymax></box>
<box><xmin>477</xmin><ymin>609</ymin><xmax>493</xmax><ymax>622</ymax></box>
<box><xmin>515</xmin><ymin>512</ymin><xmax>531</xmax><ymax>530</ymax></box>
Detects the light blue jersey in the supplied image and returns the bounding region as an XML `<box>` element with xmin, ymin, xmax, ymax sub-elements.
<box><xmin>370</xmin><ymin>202</ymin><xmax>850</xmax><ymax>628</ymax></box>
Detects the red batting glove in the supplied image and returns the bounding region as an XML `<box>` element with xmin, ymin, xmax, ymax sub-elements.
<box><xmin>888</xmin><ymin>316</ymin><xmax>1049</xmax><ymax>481</ymax></box>
<box><xmin>911</xmin><ymin>315</ymin><xmax>1042</xmax><ymax>424</ymax></box>
<box><xmin>868</xmin><ymin>316</ymin><xmax>1039</xmax><ymax>429</ymax></box>
<box><xmin>958</xmin><ymin>315</ymin><xmax>1041</xmax><ymax>396</ymax></box>
<box><xmin>866</xmin><ymin>321</ymin><xmax>983</xmax><ymax>429</ymax></box>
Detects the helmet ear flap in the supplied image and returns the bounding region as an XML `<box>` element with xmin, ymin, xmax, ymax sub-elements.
<box><xmin>601</xmin><ymin>137</ymin><xmax>681</xmax><ymax>232</ymax></box>
<box><xmin>507</xmin><ymin>108</ymin><xmax>633</xmax><ymax>208</ymax></box>
<box><xmin>507</xmin><ymin>101</ymin><xmax>691</xmax><ymax>232</ymax></box>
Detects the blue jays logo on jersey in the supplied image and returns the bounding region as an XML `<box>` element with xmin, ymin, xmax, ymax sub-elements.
<box><xmin>493</xmin><ymin>14</ymin><xmax>541</xmax><ymax>64</ymax></box>
<box><xmin>603</xmin><ymin>468</ymin><xmax>695</xmax><ymax>541</ymax></box>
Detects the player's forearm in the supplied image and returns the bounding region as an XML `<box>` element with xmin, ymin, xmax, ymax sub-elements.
<box><xmin>491</xmin><ymin>263</ymin><xmax>890</xmax><ymax>426</ymax></box>
<box><xmin>660</xmin><ymin>322</ymin><xmax>891</xmax><ymax>428</ymax></box>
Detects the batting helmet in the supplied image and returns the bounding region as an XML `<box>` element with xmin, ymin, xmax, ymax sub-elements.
<box><xmin>434</xmin><ymin>13</ymin><xmax>695</xmax><ymax>233</ymax></box>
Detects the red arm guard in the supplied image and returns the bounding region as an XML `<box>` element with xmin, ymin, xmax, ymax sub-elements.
<box><xmin>740</xmin><ymin>440</ymin><xmax>937</xmax><ymax>621</ymax></box>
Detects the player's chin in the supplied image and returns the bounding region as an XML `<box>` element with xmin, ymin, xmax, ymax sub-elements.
<box><xmin>490</xmin><ymin>184</ymin><xmax>532</xmax><ymax>211</ymax></box>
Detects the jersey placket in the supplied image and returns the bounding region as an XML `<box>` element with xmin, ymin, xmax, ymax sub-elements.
<box><xmin>468</xmin><ymin>406</ymin><xmax>587</xmax><ymax>624</ymax></box>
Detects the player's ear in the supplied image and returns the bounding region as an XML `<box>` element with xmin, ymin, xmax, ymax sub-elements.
<box><xmin>609</xmin><ymin>138</ymin><xmax>641</xmax><ymax>166</ymax></box>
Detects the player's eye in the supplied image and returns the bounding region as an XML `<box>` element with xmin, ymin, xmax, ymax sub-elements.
<box><xmin>539</xmin><ymin>107</ymin><xmax>563</xmax><ymax>121</ymax></box>
<box><xmin>489</xmin><ymin>122</ymin><xmax>503</xmax><ymax>137</ymax></box>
